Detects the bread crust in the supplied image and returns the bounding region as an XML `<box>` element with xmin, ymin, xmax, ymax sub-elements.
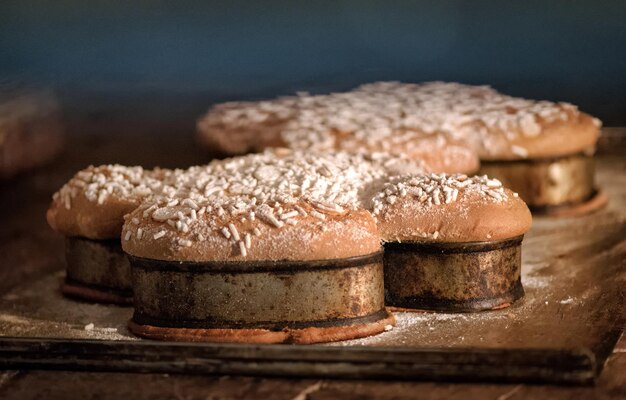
<box><xmin>478</xmin><ymin>112</ymin><xmax>600</xmax><ymax>161</ymax></box>
<box><xmin>196</xmin><ymin>89</ymin><xmax>480</xmax><ymax>175</ymax></box>
<box><xmin>47</xmin><ymin>165</ymin><xmax>178</xmax><ymax>239</ymax></box>
<box><xmin>197</xmin><ymin>100</ymin><xmax>294</xmax><ymax>155</ymax></box>
<box><xmin>48</xmin><ymin>192</ymin><xmax>140</xmax><ymax>239</ymax></box>
<box><xmin>119</xmin><ymin>150</ymin><xmax>420</xmax><ymax>262</ymax></box>
<box><xmin>196</xmin><ymin>81</ymin><xmax>601</xmax><ymax>169</ymax></box>
<box><xmin>374</xmin><ymin>174</ymin><xmax>532</xmax><ymax>243</ymax></box>
<box><xmin>122</xmin><ymin>205</ymin><xmax>381</xmax><ymax>262</ymax></box>
<box><xmin>324</xmin><ymin>132</ymin><xmax>479</xmax><ymax>175</ymax></box>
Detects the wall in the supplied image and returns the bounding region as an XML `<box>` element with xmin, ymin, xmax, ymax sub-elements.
<box><xmin>1</xmin><ymin>0</ymin><xmax>625</xmax><ymax>124</ymax></box>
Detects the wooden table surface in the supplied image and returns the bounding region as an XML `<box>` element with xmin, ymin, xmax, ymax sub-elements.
<box><xmin>0</xmin><ymin>116</ymin><xmax>624</xmax><ymax>399</ymax></box>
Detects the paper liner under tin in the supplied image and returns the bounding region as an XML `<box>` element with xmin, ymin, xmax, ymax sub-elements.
<box><xmin>128</xmin><ymin>310</ymin><xmax>395</xmax><ymax>344</ymax></box>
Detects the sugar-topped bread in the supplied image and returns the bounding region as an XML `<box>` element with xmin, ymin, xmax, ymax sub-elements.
<box><xmin>197</xmin><ymin>87</ymin><xmax>480</xmax><ymax>174</ymax></box>
<box><xmin>47</xmin><ymin>165</ymin><xmax>181</xmax><ymax>239</ymax></box>
<box><xmin>197</xmin><ymin>81</ymin><xmax>600</xmax><ymax>167</ymax></box>
<box><xmin>373</xmin><ymin>173</ymin><xmax>531</xmax><ymax>242</ymax></box>
<box><xmin>356</xmin><ymin>81</ymin><xmax>601</xmax><ymax>160</ymax></box>
<box><xmin>121</xmin><ymin>150</ymin><xmax>425</xmax><ymax>261</ymax></box>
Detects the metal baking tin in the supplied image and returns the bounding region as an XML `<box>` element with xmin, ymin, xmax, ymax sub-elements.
<box><xmin>128</xmin><ymin>251</ymin><xmax>387</xmax><ymax>336</ymax></box>
<box><xmin>62</xmin><ymin>237</ymin><xmax>133</xmax><ymax>304</ymax></box>
<box><xmin>480</xmin><ymin>153</ymin><xmax>597</xmax><ymax>213</ymax></box>
<box><xmin>384</xmin><ymin>236</ymin><xmax>524</xmax><ymax>312</ymax></box>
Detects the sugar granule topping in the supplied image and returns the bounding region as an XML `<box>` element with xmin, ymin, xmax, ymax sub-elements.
<box><xmin>51</xmin><ymin>165</ymin><xmax>181</xmax><ymax>211</ymax></box>
<box><xmin>200</xmin><ymin>81</ymin><xmax>589</xmax><ymax>159</ymax></box>
<box><xmin>199</xmin><ymin>97</ymin><xmax>300</xmax><ymax>129</ymax></box>
<box><xmin>284</xmin><ymin>82</ymin><xmax>583</xmax><ymax>159</ymax></box>
<box><xmin>123</xmin><ymin>150</ymin><xmax>426</xmax><ymax>257</ymax></box>
<box><xmin>371</xmin><ymin>173</ymin><xmax>507</xmax><ymax>217</ymax></box>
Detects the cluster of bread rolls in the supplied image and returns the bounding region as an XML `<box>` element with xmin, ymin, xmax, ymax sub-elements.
<box><xmin>48</xmin><ymin>149</ymin><xmax>531</xmax><ymax>343</ymax></box>
<box><xmin>198</xmin><ymin>82</ymin><xmax>603</xmax><ymax>214</ymax></box>
<box><xmin>51</xmin><ymin>81</ymin><xmax>607</xmax><ymax>342</ymax></box>
<box><xmin>49</xmin><ymin>150</ymin><xmax>529</xmax><ymax>263</ymax></box>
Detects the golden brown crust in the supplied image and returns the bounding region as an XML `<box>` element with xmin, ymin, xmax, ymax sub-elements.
<box><xmin>196</xmin><ymin>100</ymin><xmax>296</xmax><ymax>155</ymax></box>
<box><xmin>197</xmin><ymin>119</ymin><xmax>289</xmax><ymax>155</ymax></box>
<box><xmin>127</xmin><ymin>310</ymin><xmax>395</xmax><ymax>344</ymax></box>
<box><xmin>374</xmin><ymin>174</ymin><xmax>532</xmax><ymax>243</ymax></box>
<box><xmin>122</xmin><ymin>205</ymin><xmax>382</xmax><ymax>262</ymax></box>
<box><xmin>414</xmin><ymin>141</ymin><xmax>480</xmax><ymax>175</ymax></box>
<box><xmin>198</xmin><ymin>121</ymin><xmax>477</xmax><ymax>174</ymax></box>
<box><xmin>195</xmin><ymin>89</ymin><xmax>479</xmax><ymax>175</ymax></box>
<box><xmin>47</xmin><ymin>165</ymin><xmax>178</xmax><ymax>239</ymax></box>
<box><xmin>47</xmin><ymin>192</ymin><xmax>139</xmax><ymax>239</ymax></box>
<box><xmin>480</xmin><ymin>112</ymin><xmax>601</xmax><ymax>161</ymax></box>
<box><xmin>196</xmin><ymin>82</ymin><xmax>602</xmax><ymax>169</ymax></box>
<box><xmin>121</xmin><ymin>150</ymin><xmax>418</xmax><ymax>262</ymax></box>
<box><xmin>323</xmin><ymin>132</ymin><xmax>478</xmax><ymax>175</ymax></box>
<box><xmin>355</xmin><ymin>82</ymin><xmax>601</xmax><ymax>161</ymax></box>
<box><xmin>378</xmin><ymin>190</ymin><xmax>531</xmax><ymax>242</ymax></box>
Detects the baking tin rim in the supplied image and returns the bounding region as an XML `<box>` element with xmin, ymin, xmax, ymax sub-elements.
<box><xmin>128</xmin><ymin>251</ymin><xmax>384</xmax><ymax>273</ymax></box>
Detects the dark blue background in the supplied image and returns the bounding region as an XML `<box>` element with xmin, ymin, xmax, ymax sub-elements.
<box><xmin>2</xmin><ymin>1</ymin><xmax>625</xmax><ymax>124</ymax></box>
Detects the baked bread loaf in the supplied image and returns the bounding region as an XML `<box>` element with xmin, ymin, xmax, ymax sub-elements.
<box><xmin>122</xmin><ymin>149</ymin><xmax>425</xmax><ymax>260</ymax></box>
<box><xmin>355</xmin><ymin>81</ymin><xmax>601</xmax><ymax>161</ymax></box>
<box><xmin>47</xmin><ymin>150</ymin><xmax>424</xmax><ymax>305</ymax></box>
<box><xmin>47</xmin><ymin>164</ymin><xmax>180</xmax><ymax>304</ymax></box>
<box><xmin>197</xmin><ymin>90</ymin><xmax>480</xmax><ymax>174</ymax></box>
<box><xmin>373</xmin><ymin>173</ymin><xmax>531</xmax><ymax>242</ymax></box>
<box><xmin>123</xmin><ymin>201</ymin><xmax>380</xmax><ymax>261</ymax></box>
<box><xmin>47</xmin><ymin>164</ymin><xmax>178</xmax><ymax>240</ymax></box>
<box><xmin>198</xmin><ymin>81</ymin><xmax>604</xmax><ymax>213</ymax></box>
<box><xmin>196</xmin><ymin>98</ymin><xmax>298</xmax><ymax>155</ymax></box>
<box><xmin>199</xmin><ymin>81</ymin><xmax>601</xmax><ymax>162</ymax></box>
<box><xmin>0</xmin><ymin>89</ymin><xmax>64</xmax><ymax>178</ymax></box>
<box><xmin>357</xmin><ymin>82</ymin><xmax>603</xmax><ymax>212</ymax></box>
<box><xmin>123</xmin><ymin>150</ymin><xmax>401</xmax><ymax>344</ymax></box>
<box><xmin>48</xmin><ymin>146</ymin><xmax>535</xmax><ymax>323</ymax></box>
<box><xmin>375</xmin><ymin>173</ymin><xmax>531</xmax><ymax>312</ymax></box>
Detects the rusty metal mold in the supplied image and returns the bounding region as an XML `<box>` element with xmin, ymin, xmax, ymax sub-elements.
<box><xmin>526</xmin><ymin>189</ymin><xmax>608</xmax><ymax>218</ymax></box>
<box><xmin>480</xmin><ymin>153</ymin><xmax>602</xmax><ymax>214</ymax></box>
<box><xmin>384</xmin><ymin>236</ymin><xmax>524</xmax><ymax>312</ymax></box>
<box><xmin>62</xmin><ymin>238</ymin><xmax>133</xmax><ymax>305</ymax></box>
<box><xmin>128</xmin><ymin>252</ymin><xmax>392</xmax><ymax>343</ymax></box>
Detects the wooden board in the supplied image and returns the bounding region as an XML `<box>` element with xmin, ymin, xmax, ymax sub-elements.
<box><xmin>0</xmin><ymin>119</ymin><xmax>624</xmax><ymax>385</ymax></box>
